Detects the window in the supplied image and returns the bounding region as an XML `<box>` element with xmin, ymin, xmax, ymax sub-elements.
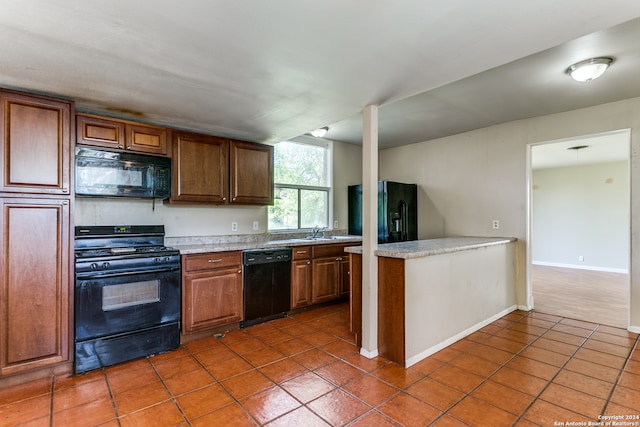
<box><xmin>268</xmin><ymin>138</ymin><xmax>331</xmax><ymax>231</ymax></box>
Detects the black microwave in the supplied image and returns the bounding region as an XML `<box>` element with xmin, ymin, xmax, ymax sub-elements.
<box><xmin>75</xmin><ymin>147</ymin><xmax>171</xmax><ymax>199</ymax></box>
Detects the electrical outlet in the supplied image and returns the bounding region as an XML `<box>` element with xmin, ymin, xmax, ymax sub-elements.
<box><xmin>492</xmin><ymin>220</ymin><xmax>500</xmax><ymax>229</ymax></box>
<box><xmin>578</xmin><ymin>255</ymin><xmax>584</xmax><ymax>262</ymax></box>
<box><xmin>333</xmin><ymin>220</ymin><xmax>339</xmax><ymax>228</ymax></box>
<box><xmin>231</xmin><ymin>222</ymin><xmax>238</xmax><ymax>232</ymax></box>
<box><xmin>253</xmin><ymin>221</ymin><xmax>259</xmax><ymax>231</ymax></box>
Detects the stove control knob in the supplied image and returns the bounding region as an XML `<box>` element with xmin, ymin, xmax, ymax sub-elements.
<box><xmin>101</xmin><ymin>262</ymin><xmax>110</xmax><ymax>270</ymax></box>
<box><xmin>90</xmin><ymin>263</ymin><xmax>99</xmax><ymax>270</ymax></box>
<box><xmin>154</xmin><ymin>257</ymin><xmax>161</xmax><ymax>264</ymax></box>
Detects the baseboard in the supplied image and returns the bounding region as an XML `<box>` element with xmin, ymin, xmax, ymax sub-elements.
<box><xmin>404</xmin><ymin>305</ymin><xmax>518</xmax><ymax>368</ymax></box>
<box><xmin>532</xmin><ymin>261</ymin><xmax>628</xmax><ymax>274</ymax></box>
<box><xmin>359</xmin><ymin>347</ymin><xmax>378</xmax><ymax>359</ymax></box>
<box><xmin>628</xmin><ymin>325</ymin><xmax>640</xmax><ymax>334</ymax></box>
<box><xmin>517</xmin><ymin>305</ymin><xmax>532</xmax><ymax>311</ymax></box>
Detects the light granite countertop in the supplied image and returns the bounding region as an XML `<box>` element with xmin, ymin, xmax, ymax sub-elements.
<box><xmin>343</xmin><ymin>236</ymin><xmax>516</xmax><ymax>259</ymax></box>
<box><xmin>167</xmin><ymin>235</ymin><xmax>362</xmax><ymax>255</ymax></box>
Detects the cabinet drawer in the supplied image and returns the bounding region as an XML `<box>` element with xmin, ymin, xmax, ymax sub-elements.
<box><xmin>292</xmin><ymin>246</ymin><xmax>311</xmax><ymax>260</ymax></box>
<box><xmin>312</xmin><ymin>243</ymin><xmax>349</xmax><ymax>259</ymax></box>
<box><xmin>183</xmin><ymin>251</ymin><xmax>241</xmax><ymax>272</ymax></box>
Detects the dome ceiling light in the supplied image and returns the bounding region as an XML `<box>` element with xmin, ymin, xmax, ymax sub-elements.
<box><xmin>566</xmin><ymin>57</ymin><xmax>614</xmax><ymax>82</ymax></box>
<box><xmin>310</xmin><ymin>126</ymin><xmax>329</xmax><ymax>138</ymax></box>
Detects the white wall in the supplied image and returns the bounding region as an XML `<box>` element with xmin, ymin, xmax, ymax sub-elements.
<box><xmin>332</xmin><ymin>139</ymin><xmax>363</xmax><ymax>230</ymax></box>
<box><xmin>75</xmin><ymin>139</ymin><xmax>362</xmax><ymax>238</ymax></box>
<box><xmin>379</xmin><ymin>96</ymin><xmax>640</xmax><ymax>330</ymax></box>
<box><xmin>532</xmin><ymin>161</ymin><xmax>628</xmax><ymax>272</ymax></box>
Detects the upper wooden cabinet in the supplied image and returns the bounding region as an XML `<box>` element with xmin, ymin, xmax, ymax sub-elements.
<box><xmin>230</xmin><ymin>139</ymin><xmax>274</xmax><ymax>205</ymax></box>
<box><xmin>171</xmin><ymin>132</ymin><xmax>229</xmax><ymax>203</ymax></box>
<box><xmin>76</xmin><ymin>113</ymin><xmax>169</xmax><ymax>156</ymax></box>
<box><xmin>170</xmin><ymin>132</ymin><xmax>273</xmax><ymax>205</ymax></box>
<box><xmin>0</xmin><ymin>90</ymin><xmax>71</xmax><ymax>195</ymax></box>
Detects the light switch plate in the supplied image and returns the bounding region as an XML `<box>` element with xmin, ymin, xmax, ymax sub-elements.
<box><xmin>253</xmin><ymin>221</ymin><xmax>259</xmax><ymax>231</ymax></box>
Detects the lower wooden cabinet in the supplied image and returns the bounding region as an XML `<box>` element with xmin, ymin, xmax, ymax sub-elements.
<box><xmin>182</xmin><ymin>251</ymin><xmax>243</xmax><ymax>333</ymax></box>
<box><xmin>0</xmin><ymin>197</ymin><xmax>71</xmax><ymax>376</ymax></box>
<box><xmin>310</xmin><ymin>244</ymin><xmax>350</xmax><ymax>305</ymax></box>
<box><xmin>291</xmin><ymin>247</ymin><xmax>312</xmax><ymax>309</ymax></box>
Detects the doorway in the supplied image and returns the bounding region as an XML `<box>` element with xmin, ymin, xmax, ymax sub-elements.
<box><xmin>527</xmin><ymin>130</ymin><xmax>630</xmax><ymax>328</ymax></box>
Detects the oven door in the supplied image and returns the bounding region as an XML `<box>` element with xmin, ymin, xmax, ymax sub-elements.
<box><xmin>75</xmin><ymin>267</ymin><xmax>180</xmax><ymax>341</ymax></box>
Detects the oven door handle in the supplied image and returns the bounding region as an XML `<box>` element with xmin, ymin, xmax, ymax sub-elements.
<box><xmin>76</xmin><ymin>266</ymin><xmax>180</xmax><ymax>280</ymax></box>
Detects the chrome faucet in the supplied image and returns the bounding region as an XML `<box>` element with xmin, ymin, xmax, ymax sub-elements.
<box><xmin>307</xmin><ymin>225</ymin><xmax>326</xmax><ymax>239</ymax></box>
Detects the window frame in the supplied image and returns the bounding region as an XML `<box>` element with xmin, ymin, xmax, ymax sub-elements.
<box><xmin>268</xmin><ymin>136</ymin><xmax>333</xmax><ymax>232</ymax></box>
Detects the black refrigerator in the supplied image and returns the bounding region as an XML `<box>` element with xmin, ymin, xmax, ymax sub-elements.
<box><xmin>348</xmin><ymin>180</ymin><xmax>418</xmax><ymax>243</ymax></box>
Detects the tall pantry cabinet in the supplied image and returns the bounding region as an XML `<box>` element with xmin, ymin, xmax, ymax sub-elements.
<box><xmin>0</xmin><ymin>89</ymin><xmax>73</xmax><ymax>378</ymax></box>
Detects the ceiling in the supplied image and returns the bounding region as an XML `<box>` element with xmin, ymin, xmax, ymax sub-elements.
<box><xmin>1</xmin><ymin>1</ymin><xmax>640</xmax><ymax>149</ymax></box>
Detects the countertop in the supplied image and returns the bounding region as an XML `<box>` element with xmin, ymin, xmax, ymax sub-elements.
<box><xmin>343</xmin><ymin>236</ymin><xmax>517</xmax><ymax>259</ymax></box>
<box><xmin>169</xmin><ymin>236</ymin><xmax>363</xmax><ymax>255</ymax></box>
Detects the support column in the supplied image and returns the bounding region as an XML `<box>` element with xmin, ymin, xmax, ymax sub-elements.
<box><xmin>360</xmin><ymin>105</ymin><xmax>379</xmax><ymax>358</ymax></box>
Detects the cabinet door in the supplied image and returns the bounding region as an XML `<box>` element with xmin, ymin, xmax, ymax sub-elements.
<box><xmin>339</xmin><ymin>256</ymin><xmax>350</xmax><ymax>297</ymax></box>
<box><xmin>291</xmin><ymin>259</ymin><xmax>312</xmax><ymax>309</ymax></box>
<box><xmin>172</xmin><ymin>132</ymin><xmax>229</xmax><ymax>203</ymax></box>
<box><xmin>312</xmin><ymin>257</ymin><xmax>340</xmax><ymax>304</ymax></box>
<box><xmin>182</xmin><ymin>266</ymin><xmax>242</xmax><ymax>333</ymax></box>
<box><xmin>76</xmin><ymin>114</ymin><xmax>125</xmax><ymax>150</ymax></box>
<box><xmin>0</xmin><ymin>197</ymin><xmax>70</xmax><ymax>376</ymax></box>
<box><xmin>229</xmin><ymin>140</ymin><xmax>273</xmax><ymax>205</ymax></box>
<box><xmin>126</xmin><ymin>123</ymin><xmax>168</xmax><ymax>155</ymax></box>
<box><xmin>0</xmin><ymin>91</ymin><xmax>71</xmax><ymax>195</ymax></box>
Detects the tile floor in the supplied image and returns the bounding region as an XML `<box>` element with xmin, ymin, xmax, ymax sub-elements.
<box><xmin>0</xmin><ymin>303</ymin><xmax>639</xmax><ymax>426</ymax></box>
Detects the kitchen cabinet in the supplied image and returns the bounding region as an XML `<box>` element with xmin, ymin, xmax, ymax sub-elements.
<box><xmin>229</xmin><ymin>139</ymin><xmax>273</xmax><ymax>205</ymax></box>
<box><xmin>0</xmin><ymin>88</ymin><xmax>73</xmax><ymax>380</ymax></box>
<box><xmin>170</xmin><ymin>132</ymin><xmax>274</xmax><ymax>205</ymax></box>
<box><xmin>311</xmin><ymin>244</ymin><xmax>350</xmax><ymax>305</ymax></box>
<box><xmin>182</xmin><ymin>251</ymin><xmax>243</xmax><ymax>333</ymax></box>
<box><xmin>0</xmin><ymin>90</ymin><xmax>71</xmax><ymax>195</ymax></box>
<box><xmin>291</xmin><ymin>246</ymin><xmax>312</xmax><ymax>309</ymax></box>
<box><xmin>76</xmin><ymin>113</ymin><xmax>169</xmax><ymax>156</ymax></box>
<box><xmin>171</xmin><ymin>132</ymin><xmax>228</xmax><ymax>203</ymax></box>
<box><xmin>0</xmin><ymin>198</ymin><xmax>71</xmax><ymax>376</ymax></box>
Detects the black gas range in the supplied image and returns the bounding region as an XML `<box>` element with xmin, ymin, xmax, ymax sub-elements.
<box><xmin>74</xmin><ymin>225</ymin><xmax>181</xmax><ymax>373</ymax></box>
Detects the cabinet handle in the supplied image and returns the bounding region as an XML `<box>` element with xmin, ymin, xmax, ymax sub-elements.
<box><xmin>208</xmin><ymin>259</ymin><xmax>223</xmax><ymax>263</ymax></box>
<box><xmin>238</xmin><ymin>269</ymin><xmax>242</xmax><ymax>274</ymax></box>
<box><xmin>296</xmin><ymin>250</ymin><xmax>307</xmax><ymax>254</ymax></box>
<box><xmin>63</xmin><ymin>200</ymin><xmax>69</xmax><ymax>205</ymax></box>
<box><xmin>336</xmin><ymin>257</ymin><xmax>343</xmax><ymax>261</ymax></box>
<box><xmin>222</xmin><ymin>197</ymin><xmax>227</xmax><ymax>201</ymax></box>
<box><xmin>232</xmin><ymin>197</ymin><xmax>237</xmax><ymax>201</ymax></box>
<box><xmin>118</xmin><ymin>144</ymin><xmax>124</xmax><ymax>149</ymax></box>
<box><xmin>307</xmin><ymin>261</ymin><xmax>311</xmax><ymax>265</ymax></box>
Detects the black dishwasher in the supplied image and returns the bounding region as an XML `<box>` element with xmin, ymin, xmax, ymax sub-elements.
<box><xmin>241</xmin><ymin>248</ymin><xmax>292</xmax><ymax>328</ymax></box>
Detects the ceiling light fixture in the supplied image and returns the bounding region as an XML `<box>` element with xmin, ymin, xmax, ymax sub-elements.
<box><xmin>566</xmin><ymin>57</ymin><xmax>614</xmax><ymax>82</ymax></box>
<box><xmin>566</xmin><ymin>145</ymin><xmax>590</xmax><ymax>151</ymax></box>
<box><xmin>310</xmin><ymin>126</ymin><xmax>329</xmax><ymax>138</ymax></box>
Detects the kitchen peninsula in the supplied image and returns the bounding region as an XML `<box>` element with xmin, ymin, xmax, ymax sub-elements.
<box><xmin>346</xmin><ymin>237</ymin><xmax>517</xmax><ymax>367</ymax></box>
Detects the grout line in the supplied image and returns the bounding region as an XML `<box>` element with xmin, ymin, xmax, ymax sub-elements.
<box><xmin>600</xmin><ymin>331</ymin><xmax>640</xmax><ymax>415</ymax></box>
